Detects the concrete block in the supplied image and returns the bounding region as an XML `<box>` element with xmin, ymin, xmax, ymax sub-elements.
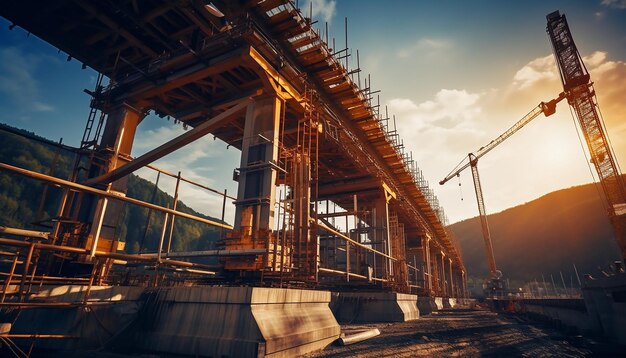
<box><xmin>434</xmin><ymin>297</ymin><xmax>444</xmax><ymax>310</ymax></box>
<box><xmin>4</xmin><ymin>285</ymin><xmax>340</xmax><ymax>357</ymax></box>
<box><xmin>442</xmin><ymin>297</ymin><xmax>452</xmax><ymax>309</ymax></box>
<box><xmin>331</xmin><ymin>292</ymin><xmax>419</xmax><ymax>323</ymax></box>
<box><xmin>522</xmin><ymin>298</ymin><xmax>601</xmax><ymax>336</ymax></box>
<box><xmin>417</xmin><ymin>296</ymin><xmax>437</xmax><ymax>315</ymax></box>
<box><xmin>448</xmin><ymin>298</ymin><xmax>457</xmax><ymax>308</ymax></box>
<box><xmin>583</xmin><ymin>273</ymin><xmax>626</xmax><ymax>344</ymax></box>
<box><xmin>129</xmin><ymin>286</ymin><xmax>340</xmax><ymax>357</ymax></box>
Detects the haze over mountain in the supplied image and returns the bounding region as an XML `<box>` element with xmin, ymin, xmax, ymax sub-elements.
<box><xmin>449</xmin><ymin>181</ymin><xmax>622</xmax><ymax>285</ymax></box>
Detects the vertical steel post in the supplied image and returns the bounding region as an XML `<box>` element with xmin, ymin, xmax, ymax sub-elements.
<box><xmin>220</xmin><ymin>188</ymin><xmax>227</xmax><ymax>241</ymax></box>
<box><xmin>83</xmin><ymin>260</ymin><xmax>99</xmax><ymax>305</ymax></box>
<box><xmin>448</xmin><ymin>257</ymin><xmax>454</xmax><ymax>297</ymax></box>
<box><xmin>19</xmin><ymin>243</ymin><xmax>35</xmax><ymax>302</ymax></box>
<box><xmin>158</xmin><ymin>212</ymin><xmax>169</xmax><ymax>262</ymax></box>
<box><xmin>560</xmin><ymin>271</ymin><xmax>568</xmax><ymax>296</ymax></box>
<box><xmin>166</xmin><ymin>171</ymin><xmax>181</xmax><ymax>254</ymax></box>
<box><xmin>1</xmin><ymin>252</ymin><xmax>19</xmax><ymax>303</ymax></box>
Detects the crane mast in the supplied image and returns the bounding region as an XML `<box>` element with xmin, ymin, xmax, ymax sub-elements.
<box><xmin>440</xmin><ymin>93</ymin><xmax>565</xmax><ymax>280</ymax></box>
<box><xmin>547</xmin><ymin>11</ymin><xmax>626</xmax><ymax>260</ymax></box>
<box><xmin>469</xmin><ymin>153</ymin><xmax>497</xmax><ymax>276</ymax></box>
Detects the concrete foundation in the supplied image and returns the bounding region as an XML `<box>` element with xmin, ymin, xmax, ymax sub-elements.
<box><xmin>434</xmin><ymin>296</ymin><xmax>444</xmax><ymax>310</ymax></box>
<box><xmin>417</xmin><ymin>296</ymin><xmax>438</xmax><ymax>315</ymax></box>
<box><xmin>1</xmin><ymin>285</ymin><xmax>144</xmax><ymax>352</ymax></box>
<box><xmin>125</xmin><ymin>286</ymin><xmax>340</xmax><ymax>357</ymax></box>
<box><xmin>330</xmin><ymin>292</ymin><xmax>419</xmax><ymax>323</ymax></box>
<box><xmin>448</xmin><ymin>298</ymin><xmax>458</xmax><ymax>308</ymax></box>
<box><xmin>582</xmin><ymin>272</ymin><xmax>626</xmax><ymax>344</ymax></box>
<box><xmin>1</xmin><ymin>285</ymin><xmax>340</xmax><ymax>357</ymax></box>
<box><xmin>521</xmin><ymin>298</ymin><xmax>600</xmax><ymax>335</ymax></box>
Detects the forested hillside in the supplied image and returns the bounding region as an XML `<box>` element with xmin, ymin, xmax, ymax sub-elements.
<box><xmin>449</xmin><ymin>181</ymin><xmax>622</xmax><ymax>284</ymax></box>
<box><xmin>0</xmin><ymin>123</ymin><xmax>223</xmax><ymax>254</ymax></box>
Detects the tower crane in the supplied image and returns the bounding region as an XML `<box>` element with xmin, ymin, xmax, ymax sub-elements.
<box><xmin>439</xmin><ymin>92</ymin><xmax>566</xmax><ymax>292</ymax></box>
<box><xmin>547</xmin><ymin>11</ymin><xmax>626</xmax><ymax>263</ymax></box>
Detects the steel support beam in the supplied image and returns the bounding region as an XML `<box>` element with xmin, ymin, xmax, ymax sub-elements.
<box><xmin>85</xmin><ymin>98</ymin><xmax>251</xmax><ymax>186</ymax></box>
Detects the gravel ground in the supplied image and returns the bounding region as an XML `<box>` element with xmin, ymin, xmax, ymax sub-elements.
<box><xmin>305</xmin><ymin>308</ymin><xmax>621</xmax><ymax>357</ymax></box>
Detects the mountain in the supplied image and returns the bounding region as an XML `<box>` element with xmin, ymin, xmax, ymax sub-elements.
<box><xmin>0</xmin><ymin>123</ymin><xmax>223</xmax><ymax>254</ymax></box>
<box><xmin>448</xmin><ymin>181</ymin><xmax>622</xmax><ymax>285</ymax></box>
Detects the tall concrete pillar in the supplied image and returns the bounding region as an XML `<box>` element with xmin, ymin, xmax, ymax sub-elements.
<box><xmin>373</xmin><ymin>194</ymin><xmax>392</xmax><ymax>280</ymax></box>
<box><xmin>439</xmin><ymin>251</ymin><xmax>448</xmax><ymax>296</ymax></box>
<box><xmin>222</xmin><ymin>95</ymin><xmax>285</xmax><ymax>272</ymax></box>
<box><xmin>430</xmin><ymin>246</ymin><xmax>439</xmax><ymax>295</ymax></box>
<box><xmin>84</xmin><ymin>102</ymin><xmax>144</xmax><ymax>251</ymax></box>
<box><xmin>234</xmin><ymin>95</ymin><xmax>282</xmax><ymax>232</ymax></box>
<box><xmin>423</xmin><ymin>236</ymin><xmax>432</xmax><ymax>293</ymax></box>
<box><xmin>448</xmin><ymin>258</ymin><xmax>454</xmax><ymax>297</ymax></box>
<box><xmin>461</xmin><ymin>270</ymin><xmax>468</xmax><ymax>298</ymax></box>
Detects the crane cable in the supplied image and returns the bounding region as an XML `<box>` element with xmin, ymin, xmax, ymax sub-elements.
<box><xmin>593</xmin><ymin>91</ymin><xmax>624</xmax><ymax>179</ymax></box>
<box><xmin>567</xmin><ymin>104</ymin><xmax>609</xmax><ymax>212</ymax></box>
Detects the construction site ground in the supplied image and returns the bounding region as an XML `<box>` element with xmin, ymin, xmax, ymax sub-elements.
<box><xmin>305</xmin><ymin>308</ymin><xmax>622</xmax><ymax>357</ymax></box>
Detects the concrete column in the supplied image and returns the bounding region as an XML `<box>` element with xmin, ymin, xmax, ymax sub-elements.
<box><xmin>461</xmin><ymin>271</ymin><xmax>468</xmax><ymax>298</ymax></box>
<box><xmin>373</xmin><ymin>196</ymin><xmax>391</xmax><ymax>279</ymax></box>
<box><xmin>84</xmin><ymin>102</ymin><xmax>144</xmax><ymax>251</ymax></box>
<box><xmin>422</xmin><ymin>236</ymin><xmax>432</xmax><ymax>292</ymax></box>
<box><xmin>448</xmin><ymin>258</ymin><xmax>454</xmax><ymax>297</ymax></box>
<box><xmin>234</xmin><ymin>95</ymin><xmax>282</xmax><ymax>232</ymax></box>
<box><xmin>440</xmin><ymin>251</ymin><xmax>449</xmax><ymax>296</ymax></box>
<box><xmin>430</xmin><ymin>246</ymin><xmax>439</xmax><ymax>295</ymax></box>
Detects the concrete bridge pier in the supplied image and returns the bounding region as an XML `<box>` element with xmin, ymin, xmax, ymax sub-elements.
<box><xmin>330</xmin><ymin>291</ymin><xmax>419</xmax><ymax>323</ymax></box>
<box><xmin>2</xmin><ymin>285</ymin><xmax>341</xmax><ymax>357</ymax></box>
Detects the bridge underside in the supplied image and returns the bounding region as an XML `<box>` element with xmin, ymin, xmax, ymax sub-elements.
<box><xmin>0</xmin><ymin>1</ymin><xmax>465</xmax><ymax>297</ymax></box>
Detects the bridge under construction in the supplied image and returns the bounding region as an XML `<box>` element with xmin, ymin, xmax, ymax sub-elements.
<box><xmin>0</xmin><ymin>1</ymin><xmax>466</xmax><ymax>356</ymax></box>
<box><xmin>1</xmin><ymin>1</ymin><xmax>625</xmax><ymax>357</ymax></box>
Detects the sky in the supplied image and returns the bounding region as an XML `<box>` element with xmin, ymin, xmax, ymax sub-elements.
<box><xmin>0</xmin><ymin>1</ymin><xmax>625</xmax><ymax>226</ymax></box>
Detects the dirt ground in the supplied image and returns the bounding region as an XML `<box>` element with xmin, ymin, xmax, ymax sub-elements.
<box><xmin>305</xmin><ymin>308</ymin><xmax>621</xmax><ymax>357</ymax></box>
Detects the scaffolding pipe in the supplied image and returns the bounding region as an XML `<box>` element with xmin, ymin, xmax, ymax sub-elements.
<box><xmin>314</xmin><ymin>220</ymin><xmax>396</xmax><ymax>261</ymax></box>
<box><xmin>0</xmin><ymin>253</ymin><xmax>18</xmax><ymax>303</ymax></box>
<box><xmin>0</xmin><ymin>227</ymin><xmax>50</xmax><ymax>240</ymax></box>
<box><xmin>18</xmin><ymin>243</ymin><xmax>34</xmax><ymax>302</ymax></box>
<box><xmin>338</xmin><ymin>329</ymin><xmax>381</xmax><ymax>346</ymax></box>
<box><xmin>0</xmin><ymin>334</ymin><xmax>78</xmax><ymax>339</ymax></box>
<box><xmin>0</xmin><ymin>237</ymin><xmax>216</xmax><ymax>272</ymax></box>
<box><xmin>140</xmin><ymin>248</ymin><xmax>267</xmax><ymax>258</ymax></box>
<box><xmin>0</xmin><ymin>162</ymin><xmax>232</xmax><ymax>230</ymax></box>
<box><xmin>319</xmin><ymin>267</ymin><xmax>367</xmax><ymax>280</ymax></box>
<box><xmin>166</xmin><ymin>172</ymin><xmax>181</xmax><ymax>254</ymax></box>
<box><xmin>90</xmin><ymin>196</ymin><xmax>109</xmax><ymax>259</ymax></box>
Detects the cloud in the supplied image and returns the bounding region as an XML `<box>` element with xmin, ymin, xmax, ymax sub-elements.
<box><xmin>133</xmin><ymin>124</ymin><xmax>221</xmax><ymax>182</ymax></box>
<box><xmin>299</xmin><ymin>0</ymin><xmax>336</xmax><ymax>23</ymax></box>
<box><xmin>385</xmin><ymin>49</ymin><xmax>626</xmax><ymax>224</ymax></box>
<box><xmin>508</xmin><ymin>50</ymin><xmax>626</xmax><ymax>127</ymax></box>
<box><xmin>389</xmin><ymin>89</ymin><xmax>481</xmax><ymax>129</ymax></box>
<box><xmin>397</xmin><ymin>38</ymin><xmax>452</xmax><ymax>59</ymax></box>
<box><xmin>601</xmin><ymin>0</ymin><xmax>626</xmax><ymax>9</ymax></box>
<box><xmin>0</xmin><ymin>47</ymin><xmax>54</xmax><ymax>113</ymax></box>
<box><xmin>512</xmin><ymin>54</ymin><xmax>557</xmax><ymax>90</ymax></box>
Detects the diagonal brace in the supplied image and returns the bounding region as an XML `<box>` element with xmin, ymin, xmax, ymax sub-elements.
<box><xmin>85</xmin><ymin>97</ymin><xmax>252</xmax><ymax>186</ymax></box>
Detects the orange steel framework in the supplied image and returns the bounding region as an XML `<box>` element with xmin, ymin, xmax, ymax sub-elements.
<box><xmin>0</xmin><ymin>0</ymin><xmax>466</xmax><ymax>299</ymax></box>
